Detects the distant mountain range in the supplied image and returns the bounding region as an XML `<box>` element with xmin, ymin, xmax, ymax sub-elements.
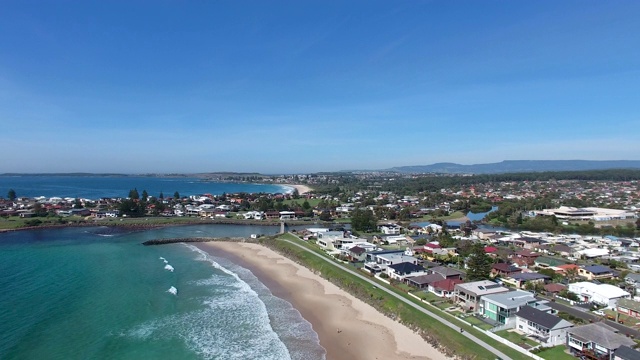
<box><xmin>386</xmin><ymin>160</ymin><xmax>640</xmax><ymax>174</ymax></box>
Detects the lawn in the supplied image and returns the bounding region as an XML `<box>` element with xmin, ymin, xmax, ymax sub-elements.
<box><xmin>281</xmin><ymin>198</ymin><xmax>322</xmax><ymax>207</ymax></box>
<box><xmin>495</xmin><ymin>330</ymin><xmax>539</xmax><ymax>347</ymax></box>
<box><xmin>536</xmin><ymin>345</ymin><xmax>575</xmax><ymax>360</ymax></box>
<box><xmin>464</xmin><ymin>316</ymin><xmax>495</xmax><ymax>330</ymax></box>
<box><xmin>416</xmin><ymin>210</ymin><xmax>467</xmax><ymax>221</ymax></box>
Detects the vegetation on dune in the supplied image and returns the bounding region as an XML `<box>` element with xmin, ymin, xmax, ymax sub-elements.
<box><xmin>259</xmin><ymin>234</ymin><xmax>529</xmax><ymax>360</ymax></box>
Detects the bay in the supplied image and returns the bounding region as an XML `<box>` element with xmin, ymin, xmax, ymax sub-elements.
<box><xmin>0</xmin><ymin>225</ymin><xmax>325</xmax><ymax>360</ymax></box>
<box><xmin>0</xmin><ymin>175</ymin><xmax>290</xmax><ymax>199</ymax></box>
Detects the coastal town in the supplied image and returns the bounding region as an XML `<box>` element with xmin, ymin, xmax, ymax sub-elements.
<box><xmin>2</xmin><ymin>171</ymin><xmax>640</xmax><ymax>359</ymax></box>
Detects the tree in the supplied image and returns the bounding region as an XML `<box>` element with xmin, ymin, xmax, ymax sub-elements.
<box><xmin>159</xmin><ymin>192</ymin><xmax>164</xmax><ymax>199</ymax></box>
<box><xmin>302</xmin><ymin>200</ymin><xmax>311</xmax><ymax>210</ymax></box>
<box><xmin>7</xmin><ymin>189</ymin><xmax>16</xmax><ymax>201</ymax></box>
<box><xmin>73</xmin><ymin>198</ymin><xmax>83</xmax><ymax>209</ymax></box>
<box><xmin>465</xmin><ymin>243</ymin><xmax>493</xmax><ymax>281</ymax></box>
<box><xmin>141</xmin><ymin>190</ymin><xmax>149</xmax><ymax>201</ymax></box>
<box><xmin>319</xmin><ymin>211</ymin><xmax>332</xmax><ymax>221</ymax></box>
<box><xmin>174</xmin><ymin>191</ymin><xmax>180</xmax><ymax>200</ymax></box>
<box><xmin>119</xmin><ymin>199</ymin><xmax>145</xmax><ymax>217</ymax></box>
<box><xmin>129</xmin><ymin>188</ymin><xmax>139</xmax><ymax>200</ymax></box>
<box><xmin>351</xmin><ymin>208</ymin><xmax>377</xmax><ymax>232</ymax></box>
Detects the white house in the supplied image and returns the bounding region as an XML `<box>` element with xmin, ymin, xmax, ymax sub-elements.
<box><xmin>515</xmin><ymin>306</ymin><xmax>573</xmax><ymax>347</ymax></box>
<box><xmin>379</xmin><ymin>223</ymin><xmax>401</xmax><ymax>235</ymax></box>
<box><xmin>568</xmin><ymin>282</ymin><xmax>630</xmax><ymax>308</ymax></box>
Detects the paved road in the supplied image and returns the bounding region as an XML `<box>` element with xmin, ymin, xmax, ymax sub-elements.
<box><xmin>545</xmin><ymin>299</ymin><xmax>640</xmax><ymax>338</ymax></box>
<box><xmin>280</xmin><ymin>236</ymin><xmax>514</xmax><ymax>360</ymax></box>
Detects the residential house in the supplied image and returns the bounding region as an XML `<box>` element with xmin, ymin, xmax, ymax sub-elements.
<box><xmin>513</xmin><ymin>237</ymin><xmax>547</xmax><ymax>250</ymax></box>
<box><xmin>491</xmin><ymin>263</ymin><xmax>523</xmax><ymax>278</ymax></box>
<box><xmin>568</xmin><ymin>282</ymin><xmax>630</xmax><ymax>308</ymax></box>
<box><xmin>624</xmin><ymin>273</ymin><xmax>640</xmax><ymax>286</ymax></box>
<box><xmin>379</xmin><ymin>223</ymin><xmax>401</xmax><ymax>235</ymax></box>
<box><xmin>363</xmin><ymin>250</ymin><xmax>417</xmax><ymax>274</ymax></box>
<box><xmin>579</xmin><ymin>265</ymin><xmax>615</xmax><ymax>281</ymax></box>
<box><xmin>535</xmin><ymin>256</ymin><xmax>568</xmax><ymax>268</ymax></box>
<box><xmin>429</xmin><ymin>266</ymin><xmax>464</xmax><ymax>280</ymax></box>
<box><xmin>387</xmin><ymin>262</ymin><xmax>426</xmax><ymax>280</ymax></box>
<box><xmin>316</xmin><ymin>231</ymin><xmax>346</xmax><ymax>251</ymax></box>
<box><xmin>514</xmin><ymin>249</ymin><xmax>541</xmax><ymax>265</ymax></box>
<box><xmin>544</xmin><ymin>283</ymin><xmax>567</xmax><ymax>295</ymax></box>
<box><xmin>567</xmin><ymin>323</ymin><xmax>636</xmax><ymax>360</ymax></box>
<box><xmin>479</xmin><ymin>290</ymin><xmax>538</xmax><ymax>327</ymax></box>
<box><xmin>454</xmin><ymin>280</ymin><xmax>509</xmax><ymax>311</ymax></box>
<box><xmin>554</xmin><ymin>264</ymin><xmax>580</xmax><ymax>277</ymax></box>
<box><xmin>549</xmin><ymin>244</ymin><xmax>574</xmax><ymax>257</ymax></box>
<box><xmin>430</xmin><ymin>278</ymin><xmax>463</xmax><ymax>298</ymax></box>
<box><xmin>405</xmin><ymin>273</ymin><xmax>444</xmax><ymax>290</ymax></box>
<box><xmin>502</xmin><ymin>272</ymin><xmax>550</xmax><ymax>289</ymax></box>
<box><xmin>616</xmin><ymin>299</ymin><xmax>640</xmax><ymax>320</ymax></box>
<box><xmin>515</xmin><ymin>305</ymin><xmax>573</xmax><ymax>347</ymax></box>
<box><xmin>345</xmin><ymin>246</ymin><xmax>367</xmax><ymax>262</ymax></box>
<box><xmin>614</xmin><ymin>346</ymin><xmax>640</xmax><ymax>360</ymax></box>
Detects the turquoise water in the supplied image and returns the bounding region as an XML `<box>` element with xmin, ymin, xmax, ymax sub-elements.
<box><xmin>0</xmin><ymin>226</ymin><xmax>325</xmax><ymax>360</ymax></box>
<box><xmin>0</xmin><ymin>175</ymin><xmax>290</xmax><ymax>199</ymax></box>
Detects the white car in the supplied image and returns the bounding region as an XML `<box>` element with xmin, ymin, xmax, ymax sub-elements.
<box><xmin>593</xmin><ymin>310</ymin><xmax>605</xmax><ymax>316</ymax></box>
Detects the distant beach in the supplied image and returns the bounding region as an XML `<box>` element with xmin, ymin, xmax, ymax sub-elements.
<box><xmin>197</xmin><ymin>242</ymin><xmax>450</xmax><ymax>360</ymax></box>
<box><xmin>281</xmin><ymin>183</ymin><xmax>313</xmax><ymax>195</ymax></box>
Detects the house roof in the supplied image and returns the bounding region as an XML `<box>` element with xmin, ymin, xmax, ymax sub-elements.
<box><xmin>625</xmin><ymin>273</ymin><xmax>640</xmax><ymax>282</ymax></box>
<box><xmin>516</xmin><ymin>306</ymin><xmax>573</xmax><ymax>330</ymax></box>
<box><xmin>556</xmin><ymin>264</ymin><xmax>579</xmax><ymax>271</ymax></box>
<box><xmin>406</xmin><ymin>273</ymin><xmax>444</xmax><ymax>285</ymax></box>
<box><xmin>568</xmin><ymin>323</ymin><xmax>635</xmax><ymax>350</ymax></box>
<box><xmin>535</xmin><ymin>256</ymin><xmax>568</xmax><ymax>267</ymax></box>
<box><xmin>551</xmin><ymin>244</ymin><xmax>573</xmax><ymax>253</ymax></box>
<box><xmin>430</xmin><ymin>266</ymin><xmax>464</xmax><ymax>278</ymax></box>
<box><xmin>614</xmin><ymin>345</ymin><xmax>640</xmax><ymax>360</ymax></box>
<box><xmin>484</xmin><ymin>246</ymin><xmax>498</xmax><ymax>253</ymax></box>
<box><xmin>432</xmin><ymin>278</ymin><xmax>463</xmax><ymax>292</ymax></box>
<box><xmin>510</xmin><ymin>272</ymin><xmax>550</xmax><ymax>281</ymax></box>
<box><xmin>492</xmin><ymin>263</ymin><xmax>521</xmax><ymax>273</ymax></box>
<box><xmin>516</xmin><ymin>249</ymin><xmax>540</xmax><ymax>257</ymax></box>
<box><xmin>544</xmin><ymin>283</ymin><xmax>567</xmax><ymax>293</ymax></box>
<box><xmin>617</xmin><ymin>299</ymin><xmax>640</xmax><ymax>313</ymax></box>
<box><xmin>482</xmin><ymin>290</ymin><xmax>536</xmax><ymax>309</ymax></box>
<box><xmin>570</xmin><ymin>282</ymin><xmax>630</xmax><ymax>299</ymax></box>
<box><xmin>583</xmin><ymin>265</ymin><xmax>613</xmax><ymax>274</ymax></box>
<box><xmin>349</xmin><ymin>246</ymin><xmax>367</xmax><ymax>255</ymax></box>
<box><xmin>388</xmin><ymin>262</ymin><xmax>424</xmax><ymax>274</ymax></box>
<box><xmin>455</xmin><ymin>280</ymin><xmax>509</xmax><ymax>296</ymax></box>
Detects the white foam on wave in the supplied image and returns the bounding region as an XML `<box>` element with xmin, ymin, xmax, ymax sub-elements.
<box><xmin>159</xmin><ymin>256</ymin><xmax>169</xmax><ymax>264</ymax></box>
<box><xmin>164</xmin><ymin>264</ymin><xmax>174</xmax><ymax>272</ymax></box>
<box><xmin>167</xmin><ymin>286</ymin><xmax>177</xmax><ymax>295</ymax></box>
<box><xmin>184</xmin><ymin>244</ymin><xmax>325</xmax><ymax>360</ymax></box>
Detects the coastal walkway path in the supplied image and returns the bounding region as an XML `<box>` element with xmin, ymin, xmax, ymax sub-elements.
<box><xmin>280</xmin><ymin>235</ymin><xmax>513</xmax><ymax>360</ymax></box>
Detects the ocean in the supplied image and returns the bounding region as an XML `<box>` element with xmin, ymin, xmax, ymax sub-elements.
<box><xmin>0</xmin><ymin>225</ymin><xmax>326</xmax><ymax>360</ymax></box>
<box><xmin>0</xmin><ymin>175</ymin><xmax>290</xmax><ymax>199</ymax></box>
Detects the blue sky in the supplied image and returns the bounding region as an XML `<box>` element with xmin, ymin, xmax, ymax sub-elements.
<box><xmin>1</xmin><ymin>1</ymin><xmax>639</xmax><ymax>174</ymax></box>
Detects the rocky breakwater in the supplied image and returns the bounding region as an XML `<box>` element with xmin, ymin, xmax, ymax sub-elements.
<box><xmin>142</xmin><ymin>237</ymin><xmax>251</xmax><ymax>246</ymax></box>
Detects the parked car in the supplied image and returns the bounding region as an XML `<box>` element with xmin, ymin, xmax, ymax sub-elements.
<box><xmin>593</xmin><ymin>310</ymin><xmax>605</xmax><ymax>316</ymax></box>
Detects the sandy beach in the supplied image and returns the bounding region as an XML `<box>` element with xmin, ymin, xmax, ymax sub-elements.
<box><xmin>197</xmin><ymin>242</ymin><xmax>451</xmax><ymax>360</ymax></box>
<box><xmin>283</xmin><ymin>183</ymin><xmax>314</xmax><ymax>195</ymax></box>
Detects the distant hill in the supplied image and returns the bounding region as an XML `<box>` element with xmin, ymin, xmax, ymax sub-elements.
<box><xmin>387</xmin><ymin>160</ymin><xmax>640</xmax><ymax>174</ymax></box>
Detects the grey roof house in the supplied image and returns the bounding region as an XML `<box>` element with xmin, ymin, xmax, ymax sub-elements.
<box><xmin>515</xmin><ymin>306</ymin><xmax>573</xmax><ymax>347</ymax></box>
<box><xmin>567</xmin><ymin>322</ymin><xmax>636</xmax><ymax>360</ymax></box>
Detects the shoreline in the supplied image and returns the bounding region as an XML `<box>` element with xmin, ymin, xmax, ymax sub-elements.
<box><xmin>196</xmin><ymin>241</ymin><xmax>450</xmax><ymax>360</ymax></box>
<box><xmin>281</xmin><ymin>183</ymin><xmax>314</xmax><ymax>195</ymax></box>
